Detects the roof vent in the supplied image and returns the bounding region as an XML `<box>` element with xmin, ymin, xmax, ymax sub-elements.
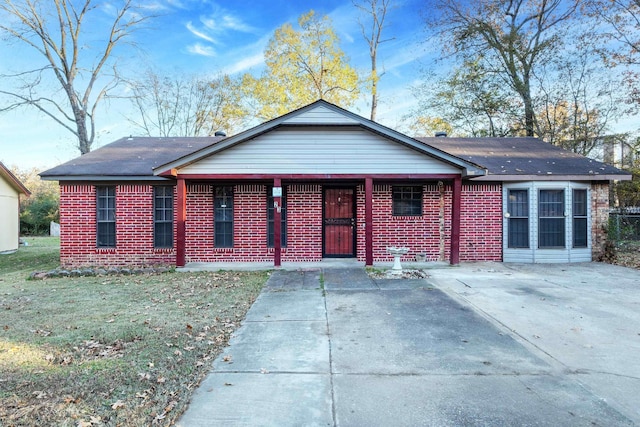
<box><xmin>214</xmin><ymin>131</ymin><xmax>227</xmax><ymax>137</ymax></box>
<box><xmin>435</xmin><ymin>131</ymin><xmax>447</xmax><ymax>137</ymax></box>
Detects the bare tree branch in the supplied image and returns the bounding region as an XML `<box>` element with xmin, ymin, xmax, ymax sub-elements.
<box><xmin>0</xmin><ymin>0</ymin><xmax>153</xmax><ymax>154</ymax></box>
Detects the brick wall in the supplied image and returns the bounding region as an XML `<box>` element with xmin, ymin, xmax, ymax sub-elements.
<box><xmin>184</xmin><ymin>184</ymin><xmax>324</xmax><ymax>262</ymax></box>
<box><xmin>591</xmin><ymin>182</ymin><xmax>610</xmax><ymax>260</ymax></box>
<box><xmin>460</xmin><ymin>183</ymin><xmax>503</xmax><ymax>261</ymax></box>
<box><xmin>368</xmin><ymin>184</ymin><xmax>448</xmax><ymax>262</ymax></box>
<box><xmin>285</xmin><ymin>184</ymin><xmax>323</xmax><ymax>261</ymax></box>
<box><xmin>59</xmin><ymin>183</ymin><xmax>175</xmax><ymax>268</ymax></box>
<box><xmin>59</xmin><ymin>180</ymin><xmax>505</xmax><ymax>267</ymax></box>
<box><xmin>364</xmin><ymin>183</ymin><xmax>502</xmax><ymax>263</ymax></box>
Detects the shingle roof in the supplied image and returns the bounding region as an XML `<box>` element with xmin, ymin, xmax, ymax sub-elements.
<box><xmin>39</xmin><ymin>118</ymin><xmax>630</xmax><ymax>182</ymax></box>
<box><xmin>417</xmin><ymin>136</ymin><xmax>629</xmax><ymax>179</ymax></box>
<box><xmin>40</xmin><ymin>136</ymin><xmax>222</xmax><ymax>179</ymax></box>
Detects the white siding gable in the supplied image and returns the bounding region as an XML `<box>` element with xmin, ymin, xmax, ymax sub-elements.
<box><xmin>281</xmin><ymin>105</ymin><xmax>360</xmax><ymax>124</ymax></box>
<box><xmin>179</xmin><ymin>127</ymin><xmax>460</xmax><ymax>175</ymax></box>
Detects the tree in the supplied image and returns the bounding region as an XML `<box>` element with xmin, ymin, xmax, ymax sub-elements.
<box><xmin>11</xmin><ymin>165</ymin><xmax>59</xmax><ymax>235</ymax></box>
<box><xmin>426</xmin><ymin>0</ymin><xmax>579</xmax><ymax>136</ymax></box>
<box><xmin>407</xmin><ymin>116</ymin><xmax>454</xmax><ymax>137</ymax></box>
<box><xmin>353</xmin><ymin>0</ymin><xmax>394</xmax><ymax>121</ymax></box>
<box><xmin>584</xmin><ymin>0</ymin><xmax>640</xmax><ymax>108</ymax></box>
<box><xmin>534</xmin><ymin>46</ymin><xmax>621</xmax><ymax>155</ymax></box>
<box><xmin>0</xmin><ymin>0</ymin><xmax>150</xmax><ymax>154</ymax></box>
<box><xmin>412</xmin><ymin>58</ymin><xmax>522</xmax><ymax>137</ymax></box>
<box><xmin>129</xmin><ymin>70</ymin><xmax>248</xmax><ymax>137</ymax></box>
<box><xmin>242</xmin><ymin>10</ymin><xmax>360</xmax><ymax>121</ymax></box>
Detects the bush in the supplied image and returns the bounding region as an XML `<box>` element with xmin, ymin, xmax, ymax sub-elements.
<box><xmin>10</xmin><ymin>165</ymin><xmax>60</xmax><ymax>236</ymax></box>
<box><xmin>20</xmin><ymin>192</ymin><xmax>59</xmax><ymax>235</ymax></box>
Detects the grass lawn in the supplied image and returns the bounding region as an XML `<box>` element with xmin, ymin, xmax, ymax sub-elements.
<box><xmin>0</xmin><ymin>237</ymin><xmax>268</xmax><ymax>426</ymax></box>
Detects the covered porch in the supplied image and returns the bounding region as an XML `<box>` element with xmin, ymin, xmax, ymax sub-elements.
<box><xmin>170</xmin><ymin>174</ymin><xmax>465</xmax><ymax>268</ymax></box>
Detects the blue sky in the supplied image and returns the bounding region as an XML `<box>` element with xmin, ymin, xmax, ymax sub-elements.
<box><xmin>0</xmin><ymin>0</ymin><xmax>433</xmax><ymax>170</ymax></box>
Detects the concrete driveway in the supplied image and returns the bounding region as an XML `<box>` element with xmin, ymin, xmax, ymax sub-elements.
<box><xmin>176</xmin><ymin>263</ymin><xmax>640</xmax><ymax>426</ymax></box>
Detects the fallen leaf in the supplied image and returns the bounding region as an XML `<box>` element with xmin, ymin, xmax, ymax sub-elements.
<box><xmin>33</xmin><ymin>390</ymin><xmax>47</xmax><ymax>399</ymax></box>
<box><xmin>157</xmin><ymin>376</ymin><xmax>166</xmax><ymax>384</ymax></box>
<box><xmin>222</xmin><ymin>355</ymin><xmax>232</xmax><ymax>362</ymax></box>
<box><xmin>111</xmin><ymin>400</ymin><xmax>125</xmax><ymax>410</ymax></box>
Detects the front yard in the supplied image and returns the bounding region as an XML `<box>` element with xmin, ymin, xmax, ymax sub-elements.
<box><xmin>0</xmin><ymin>238</ymin><xmax>268</xmax><ymax>426</ymax></box>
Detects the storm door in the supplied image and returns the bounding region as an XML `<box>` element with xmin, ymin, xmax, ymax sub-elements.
<box><xmin>323</xmin><ymin>187</ymin><xmax>356</xmax><ymax>257</ymax></box>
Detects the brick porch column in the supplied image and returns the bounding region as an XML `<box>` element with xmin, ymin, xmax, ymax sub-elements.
<box><xmin>450</xmin><ymin>176</ymin><xmax>462</xmax><ymax>265</ymax></box>
<box><xmin>176</xmin><ymin>178</ymin><xmax>187</xmax><ymax>267</ymax></box>
<box><xmin>365</xmin><ymin>177</ymin><xmax>373</xmax><ymax>266</ymax></box>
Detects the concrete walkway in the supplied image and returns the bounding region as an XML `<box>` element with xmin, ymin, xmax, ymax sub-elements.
<box><xmin>176</xmin><ymin>264</ymin><xmax>639</xmax><ymax>426</ymax></box>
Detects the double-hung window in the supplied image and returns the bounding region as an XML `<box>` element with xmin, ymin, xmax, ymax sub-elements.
<box><xmin>97</xmin><ymin>186</ymin><xmax>116</xmax><ymax>247</ymax></box>
<box><xmin>214</xmin><ymin>186</ymin><xmax>234</xmax><ymax>247</ymax></box>
<box><xmin>154</xmin><ymin>186</ymin><xmax>174</xmax><ymax>248</ymax></box>
<box><xmin>267</xmin><ymin>186</ymin><xmax>287</xmax><ymax>247</ymax></box>
<box><xmin>392</xmin><ymin>186</ymin><xmax>423</xmax><ymax>216</ymax></box>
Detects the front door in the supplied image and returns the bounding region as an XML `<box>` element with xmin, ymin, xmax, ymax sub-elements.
<box><xmin>323</xmin><ymin>187</ymin><xmax>356</xmax><ymax>257</ymax></box>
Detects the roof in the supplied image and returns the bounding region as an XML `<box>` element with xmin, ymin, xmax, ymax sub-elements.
<box><xmin>40</xmin><ymin>136</ymin><xmax>222</xmax><ymax>180</ymax></box>
<box><xmin>153</xmin><ymin>100</ymin><xmax>486</xmax><ymax>178</ymax></box>
<box><xmin>0</xmin><ymin>162</ymin><xmax>30</xmax><ymax>196</ymax></box>
<box><xmin>39</xmin><ymin>101</ymin><xmax>631</xmax><ymax>183</ymax></box>
<box><xmin>418</xmin><ymin>136</ymin><xmax>631</xmax><ymax>181</ymax></box>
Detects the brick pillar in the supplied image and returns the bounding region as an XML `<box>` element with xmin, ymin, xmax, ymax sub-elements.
<box><xmin>365</xmin><ymin>177</ymin><xmax>373</xmax><ymax>266</ymax></box>
<box><xmin>450</xmin><ymin>176</ymin><xmax>462</xmax><ymax>265</ymax></box>
<box><xmin>176</xmin><ymin>178</ymin><xmax>187</xmax><ymax>267</ymax></box>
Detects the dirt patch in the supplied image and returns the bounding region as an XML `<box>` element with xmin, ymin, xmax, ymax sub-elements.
<box><xmin>367</xmin><ymin>269</ymin><xmax>430</xmax><ymax>279</ymax></box>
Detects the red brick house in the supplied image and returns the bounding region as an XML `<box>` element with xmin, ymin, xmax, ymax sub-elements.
<box><xmin>40</xmin><ymin>100</ymin><xmax>630</xmax><ymax>268</ymax></box>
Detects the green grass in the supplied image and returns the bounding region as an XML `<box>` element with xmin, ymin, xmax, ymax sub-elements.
<box><xmin>0</xmin><ymin>238</ymin><xmax>268</xmax><ymax>426</ymax></box>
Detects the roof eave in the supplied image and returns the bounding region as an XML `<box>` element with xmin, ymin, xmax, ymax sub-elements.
<box><xmin>0</xmin><ymin>163</ymin><xmax>31</xmax><ymax>196</ymax></box>
<box><xmin>470</xmin><ymin>173</ymin><xmax>633</xmax><ymax>182</ymax></box>
<box><xmin>40</xmin><ymin>175</ymin><xmax>173</xmax><ymax>182</ymax></box>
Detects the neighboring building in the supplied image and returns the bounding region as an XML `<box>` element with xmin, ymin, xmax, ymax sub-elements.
<box><xmin>40</xmin><ymin>101</ymin><xmax>631</xmax><ymax>268</ymax></box>
<box><xmin>0</xmin><ymin>162</ymin><xmax>30</xmax><ymax>254</ymax></box>
<box><xmin>590</xmin><ymin>134</ymin><xmax>638</xmax><ymax>170</ymax></box>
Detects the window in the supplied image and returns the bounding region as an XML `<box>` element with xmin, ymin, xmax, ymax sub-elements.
<box><xmin>154</xmin><ymin>186</ymin><xmax>173</xmax><ymax>248</ymax></box>
<box><xmin>508</xmin><ymin>189</ymin><xmax>529</xmax><ymax>248</ymax></box>
<box><xmin>392</xmin><ymin>186</ymin><xmax>422</xmax><ymax>216</ymax></box>
<box><xmin>573</xmin><ymin>189</ymin><xmax>588</xmax><ymax>248</ymax></box>
<box><xmin>267</xmin><ymin>186</ymin><xmax>287</xmax><ymax>247</ymax></box>
<box><xmin>97</xmin><ymin>186</ymin><xmax>116</xmax><ymax>247</ymax></box>
<box><xmin>539</xmin><ymin>189</ymin><xmax>565</xmax><ymax>248</ymax></box>
<box><xmin>214</xmin><ymin>186</ymin><xmax>233</xmax><ymax>247</ymax></box>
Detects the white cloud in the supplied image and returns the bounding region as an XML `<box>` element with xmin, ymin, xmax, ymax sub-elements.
<box><xmin>187</xmin><ymin>43</ymin><xmax>216</xmax><ymax>57</ymax></box>
<box><xmin>186</xmin><ymin>21</ymin><xmax>217</xmax><ymax>43</ymax></box>
<box><xmin>222</xmin><ymin>52</ymin><xmax>265</xmax><ymax>75</ymax></box>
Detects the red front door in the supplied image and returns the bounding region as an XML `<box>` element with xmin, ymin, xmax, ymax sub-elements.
<box><xmin>323</xmin><ymin>188</ymin><xmax>356</xmax><ymax>257</ymax></box>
